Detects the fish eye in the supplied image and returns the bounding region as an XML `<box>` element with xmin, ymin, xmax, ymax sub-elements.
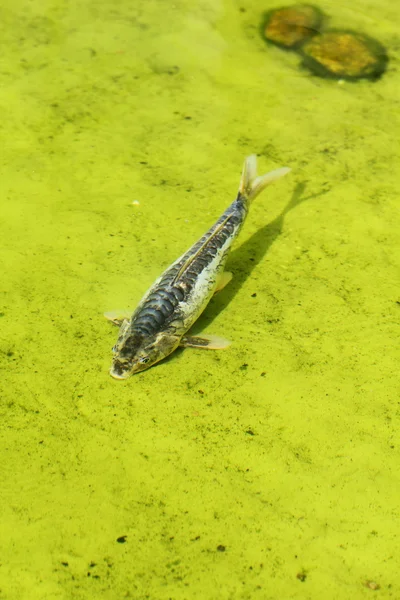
<box><xmin>139</xmin><ymin>356</ymin><xmax>150</xmax><ymax>364</ymax></box>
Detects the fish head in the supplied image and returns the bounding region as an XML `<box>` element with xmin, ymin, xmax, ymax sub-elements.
<box><xmin>110</xmin><ymin>321</ymin><xmax>180</xmax><ymax>379</ymax></box>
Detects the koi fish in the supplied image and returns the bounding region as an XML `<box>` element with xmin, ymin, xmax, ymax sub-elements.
<box><xmin>105</xmin><ymin>155</ymin><xmax>290</xmax><ymax>379</ymax></box>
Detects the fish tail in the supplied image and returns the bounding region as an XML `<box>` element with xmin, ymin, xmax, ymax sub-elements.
<box><xmin>239</xmin><ymin>155</ymin><xmax>290</xmax><ymax>205</ymax></box>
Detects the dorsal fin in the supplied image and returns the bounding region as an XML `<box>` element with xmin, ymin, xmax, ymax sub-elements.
<box><xmin>171</xmin><ymin>214</ymin><xmax>232</xmax><ymax>286</ymax></box>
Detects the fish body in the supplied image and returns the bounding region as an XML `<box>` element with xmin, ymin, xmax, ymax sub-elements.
<box><xmin>107</xmin><ymin>155</ymin><xmax>290</xmax><ymax>379</ymax></box>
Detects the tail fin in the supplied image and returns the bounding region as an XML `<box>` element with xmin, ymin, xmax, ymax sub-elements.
<box><xmin>239</xmin><ymin>155</ymin><xmax>290</xmax><ymax>205</ymax></box>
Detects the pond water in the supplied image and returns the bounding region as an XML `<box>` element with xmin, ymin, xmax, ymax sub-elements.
<box><xmin>1</xmin><ymin>0</ymin><xmax>399</xmax><ymax>598</ymax></box>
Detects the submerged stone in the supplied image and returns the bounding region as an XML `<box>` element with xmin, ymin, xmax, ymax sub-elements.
<box><xmin>261</xmin><ymin>4</ymin><xmax>323</xmax><ymax>49</ymax></box>
<box><xmin>300</xmin><ymin>30</ymin><xmax>388</xmax><ymax>80</ymax></box>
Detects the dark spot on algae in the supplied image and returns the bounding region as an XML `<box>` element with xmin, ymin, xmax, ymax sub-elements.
<box><xmin>116</xmin><ymin>535</ymin><xmax>127</xmax><ymax>543</ymax></box>
<box><xmin>216</xmin><ymin>544</ymin><xmax>226</xmax><ymax>552</ymax></box>
<box><xmin>261</xmin><ymin>4</ymin><xmax>323</xmax><ymax>49</ymax></box>
<box><xmin>301</xmin><ymin>30</ymin><xmax>388</xmax><ymax>80</ymax></box>
<box><xmin>297</xmin><ymin>569</ymin><xmax>307</xmax><ymax>582</ymax></box>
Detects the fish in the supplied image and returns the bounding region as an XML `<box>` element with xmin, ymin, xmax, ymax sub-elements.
<box><xmin>105</xmin><ymin>155</ymin><xmax>290</xmax><ymax>379</ymax></box>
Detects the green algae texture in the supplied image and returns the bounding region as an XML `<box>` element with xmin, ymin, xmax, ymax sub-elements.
<box><xmin>1</xmin><ymin>0</ymin><xmax>399</xmax><ymax>598</ymax></box>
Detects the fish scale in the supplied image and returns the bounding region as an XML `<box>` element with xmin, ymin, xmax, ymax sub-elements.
<box><xmin>131</xmin><ymin>287</ymin><xmax>183</xmax><ymax>334</ymax></box>
<box><xmin>130</xmin><ymin>211</ymin><xmax>240</xmax><ymax>336</ymax></box>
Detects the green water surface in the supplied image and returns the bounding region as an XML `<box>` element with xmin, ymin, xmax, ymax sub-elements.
<box><xmin>1</xmin><ymin>0</ymin><xmax>399</xmax><ymax>598</ymax></box>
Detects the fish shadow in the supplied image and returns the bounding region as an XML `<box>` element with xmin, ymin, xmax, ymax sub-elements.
<box><xmin>191</xmin><ymin>181</ymin><xmax>329</xmax><ymax>334</ymax></box>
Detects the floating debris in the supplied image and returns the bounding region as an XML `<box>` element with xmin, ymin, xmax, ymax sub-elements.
<box><xmin>363</xmin><ymin>580</ymin><xmax>380</xmax><ymax>591</ymax></box>
<box><xmin>261</xmin><ymin>4</ymin><xmax>323</xmax><ymax>49</ymax></box>
<box><xmin>300</xmin><ymin>30</ymin><xmax>388</xmax><ymax>80</ymax></box>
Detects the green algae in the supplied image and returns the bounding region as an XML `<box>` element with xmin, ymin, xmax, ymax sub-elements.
<box><xmin>1</xmin><ymin>0</ymin><xmax>399</xmax><ymax>598</ymax></box>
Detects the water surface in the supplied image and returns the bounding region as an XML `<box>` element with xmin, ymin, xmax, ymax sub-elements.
<box><xmin>1</xmin><ymin>0</ymin><xmax>399</xmax><ymax>598</ymax></box>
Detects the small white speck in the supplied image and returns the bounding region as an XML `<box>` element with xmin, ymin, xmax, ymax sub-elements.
<box><xmin>132</xmin><ymin>200</ymin><xmax>140</xmax><ymax>206</ymax></box>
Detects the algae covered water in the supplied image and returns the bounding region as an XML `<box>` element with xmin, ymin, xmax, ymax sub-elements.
<box><xmin>1</xmin><ymin>0</ymin><xmax>399</xmax><ymax>598</ymax></box>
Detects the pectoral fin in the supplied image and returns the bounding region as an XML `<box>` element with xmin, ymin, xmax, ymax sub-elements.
<box><xmin>104</xmin><ymin>310</ymin><xmax>131</xmax><ymax>327</ymax></box>
<box><xmin>180</xmin><ymin>334</ymin><xmax>231</xmax><ymax>350</ymax></box>
<box><xmin>214</xmin><ymin>271</ymin><xmax>233</xmax><ymax>294</ymax></box>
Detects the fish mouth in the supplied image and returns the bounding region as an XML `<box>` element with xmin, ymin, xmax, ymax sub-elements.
<box><xmin>109</xmin><ymin>364</ymin><xmax>131</xmax><ymax>380</ymax></box>
<box><xmin>110</xmin><ymin>370</ymin><xmax>128</xmax><ymax>380</ymax></box>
